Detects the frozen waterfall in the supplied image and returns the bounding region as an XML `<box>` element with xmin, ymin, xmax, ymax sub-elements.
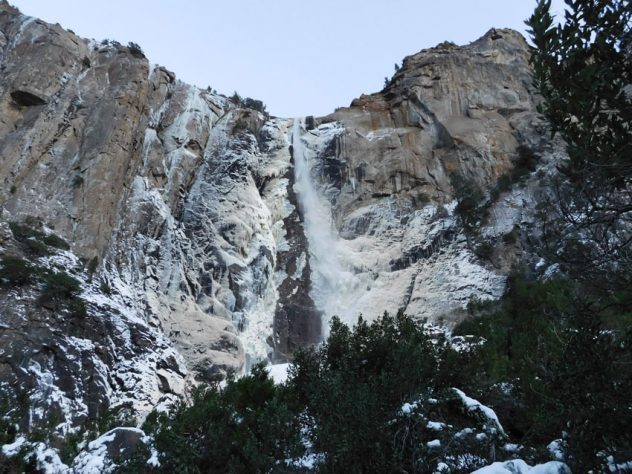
<box><xmin>291</xmin><ymin>119</ymin><xmax>363</xmax><ymax>334</ymax></box>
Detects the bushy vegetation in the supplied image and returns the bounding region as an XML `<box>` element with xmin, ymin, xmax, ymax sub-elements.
<box><xmin>449</xmin><ymin>173</ymin><xmax>486</xmax><ymax>232</ymax></box>
<box><xmin>121</xmin><ymin>364</ymin><xmax>303</xmax><ymax>473</ymax></box>
<box><xmin>1</xmin><ymin>220</ymin><xmax>87</xmax><ymax>317</ymax></box>
<box><xmin>289</xmin><ymin>313</ymin><xmax>448</xmax><ymax>473</ymax></box>
<box><xmin>118</xmin><ymin>314</ymin><xmax>548</xmax><ymax>473</ymax></box>
<box><xmin>127</xmin><ymin>42</ymin><xmax>146</xmax><ymax>59</ymax></box>
<box><xmin>229</xmin><ymin>91</ymin><xmax>269</xmax><ymax>116</ymax></box>
<box><xmin>0</xmin><ymin>389</ymin><xmax>40</xmax><ymax>472</ymax></box>
<box><xmin>9</xmin><ymin>220</ymin><xmax>70</xmax><ymax>257</ymax></box>
<box><xmin>452</xmin><ymin>145</ymin><xmax>539</xmax><ymax>234</ymax></box>
<box><xmin>490</xmin><ymin>145</ymin><xmax>540</xmax><ymax>200</ymax></box>
<box><xmin>0</xmin><ymin>256</ymin><xmax>37</xmax><ymax>286</ymax></box>
<box><xmin>39</xmin><ymin>270</ymin><xmax>86</xmax><ymax>317</ymax></box>
<box><xmin>527</xmin><ymin>0</ymin><xmax>632</xmax><ymax>292</ymax></box>
<box><xmin>455</xmin><ymin>272</ymin><xmax>632</xmax><ymax>469</ymax></box>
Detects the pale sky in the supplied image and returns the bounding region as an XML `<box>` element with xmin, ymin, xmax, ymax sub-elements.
<box><xmin>11</xmin><ymin>1</ymin><xmax>566</xmax><ymax>118</ymax></box>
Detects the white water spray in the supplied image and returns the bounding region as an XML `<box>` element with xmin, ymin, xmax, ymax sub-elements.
<box><xmin>291</xmin><ymin>119</ymin><xmax>364</xmax><ymax>333</ymax></box>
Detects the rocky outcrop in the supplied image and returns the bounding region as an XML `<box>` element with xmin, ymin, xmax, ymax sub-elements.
<box><xmin>286</xmin><ymin>28</ymin><xmax>560</xmax><ymax>326</ymax></box>
<box><xmin>0</xmin><ymin>219</ymin><xmax>187</xmax><ymax>431</ymax></box>
<box><xmin>324</xmin><ymin>29</ymin><xmax>535</xmax><ymax>218</ymax></box>
<box><xmin>0</xmin><ymin>1</ymin><xmax>291</xmax><ymax>432</ymax></box>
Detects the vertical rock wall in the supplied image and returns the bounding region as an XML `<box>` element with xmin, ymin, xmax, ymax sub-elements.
<box><xmin>0</xmin><ymin>2</ymin><xmax>565</xmax><ymax>438</ymax></box>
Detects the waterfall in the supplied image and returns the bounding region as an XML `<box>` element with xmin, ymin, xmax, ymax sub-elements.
<box><xmin>291</xmin><ymin>119</ymin><xmax>362</xmax><ymax>333</ymax></box>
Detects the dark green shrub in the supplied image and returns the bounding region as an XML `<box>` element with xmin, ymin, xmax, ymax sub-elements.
<box><xmin>127</xmin><ymin>42</ymin><xmax>145</xmax><ymax>59</ymax></box>
<box><xmin>86</xmin><ymin>256</ymin><xmax>98</xmax><ymax>276</ymax></box>
<box><xmin>66</xmin><ymin>297</ymin><xmax>87</xmax><ymax>318</ymax></box>
<box><xmin>489</xmin><ymin>146</ymin><xmax>540</xmax><ymax>203</ymax></box>
<box><xmin>9</xmin><ymin>221</ymin><xmax>69</xmax><ymax>256</ymax></box>
<box><xmin>39</xmin><ymin>271</ymin><xmax>86</xmax><ymax>316</ymax></box>
<box><xmin>23</xmin><ymin>238</ymin><xmax>51</xmax><ymax>257</ymax></box>
<box><xmin>288</xmin><ymin>312</ymin><xmax>454</xmax><ymax>473</ymax></box>
<box><xmin>502</xmin><ymin>227</ymin><xmax>519</xmax><ymax>244</ymax></box>
<box><xmin>9</xmin><ymin>185</ymin><xmax>16</xmax><ymax>194</ymax></box>
<box><xmin>0</xmin><ymin>449</ymin><xmax>39</xmax><ymax>473</ymax></box>
<box><xmin>454</xmin><ymin>273</ymin><xmax>632</xmax><ymax>470</ymax></box>
<box><xmin>58</xmin><ymin>429</ymin><xmax>85</xmax><ymax>465</ymax></box>
<box><xmin>241</xmin><ymin>97</ymin><xmax>268</xmax><ymax>116</ymax></box>
<box><xmin>42</xmin><ymin>272</ymin><xmax>81</xmax><ymax>299</ymax></box>
<box><xmin>229</xmin><ymin>91</ymin><xmax>242</xmax><ymax>105</ymax></box>
<box><xmin>475</xmin><ymin>241</ymin><xmax>494</xmax><ymax>260</ymax></box>
<box><xmin>450</xmin><ymin>173</ymin><xmax>486</xmax><ymax>231</ymax></box>
<box><xmin>9</xmin><ymin>221</ymin><xmax>39</xmax><ymax>241</ymax></box>
<box><xmin>42</xmin><ymin>234</ymin><xmax>70</xmax><ymax>251</ymax></box>
<box><xmin>0</xmin><ymin>390</ymin><xmax>20</xmax><ymax>446</ymax></box>
<box><xmin>0</xmin><ymin>389</ymin><xmax>37</xmax><ymax>472</ymax></box>
<box><xmin>492</xmin><ymin>173</ymin><xmax>513</xmax><ymax>199</ymax></box>
<box><xmin>514</xmin><ymin>145</ymin><xmax>538</xmax><ymax>176</ymax></box>
<box><xmin>122</xmin><ymin>363</ymin><xmax>303</xmax><ymax>473</ymax></box>
<box><xmin>100</xmin><ymin>280</ymin><xmax>112</xmax><ymax>295</ymax></box>
<box><xmin>0</xmin><ymin>256</ymin><xmax>36</xmax><ymax>286</ymax></box>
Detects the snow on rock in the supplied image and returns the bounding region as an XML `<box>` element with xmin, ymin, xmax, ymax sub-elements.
<box><xmin>471</xmin><ymin>460</ymin><xmax>571</xmax><ymax>474</ymax></box>
<box><xmin>1</xmin><ymin>439</ymin><xmax>70</xmax><ymax>474</ymax></box>
<box><xmin>427</xmin><ymin>439</ymin><xmax>442</xmax><ymax>449</ymax></box>
<box><xmin>293</xmin><ymin>122</ymin><xmax>508</xmax><ymax>331</ymax></box>
<box><xmin>427</xmin><ymin>421</ymin><xmax>447</xmax><ymax>431</ymax></box>
<box><xmin>109</xmin><ymin>113</ymin><xmax>297</xmax><ymax>374</ymax></box>
<box><xmin>266</xmin><ymin>363</ymin><xmax>291</xmax><ymax>385</ymax></box>
<box><xmin>32</xmin><ymin>442</ymin><xmax>70</xmax><ymax>474</ymax></box>
<box><xmin>72</xmin><ymin>430</ymin><xmax>117</xmax><ymax>474</ymax></box>
<box><xmin>0</xmin><ymin>234</ymin><xmax>191</xmax><ymax>440</ymax></box>
<box><xmin>285</xmin><ymin>452</ymin><xmax>325</xmax><ymax>470</ymax></box>
<box><xmin>1</xmin><ymin>436</ymin><xmax>26</xmax><ymax>456</ymax></box>
<box><xmin>547</xmin><ymin>440</ymin><xmax>565</xmax><ymax>461</ymax></box>
<box><xmin>453</xmin><ymin>388</ymin><xmax>505</xmax><ymax>435</ymax></box>
<box><xmin>72</xmin><ymin>427</ymin><xmax>151</xmax><ymax>474</ymax></box>
<box><xmin>401</xmin><ymin>401</ymin><xmax>420</xmax><ymax>415</ymax></box>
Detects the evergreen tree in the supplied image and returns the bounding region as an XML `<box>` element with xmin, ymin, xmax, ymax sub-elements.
<box><xmin>526</xmin><ymin>0</ymin><xmax>632</xmax><ymax>290</ymax></box>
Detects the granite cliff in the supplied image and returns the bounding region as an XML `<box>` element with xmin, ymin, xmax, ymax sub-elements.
<box><xmin>0</xmin><ymin>3</ymin><xmax>566</xmax><ymax>469</ymax></box>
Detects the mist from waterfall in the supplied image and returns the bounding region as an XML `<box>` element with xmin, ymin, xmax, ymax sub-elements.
<box><xmin>291</xmin><ymin>119</ymin><xmax>363</xmax><ymax>333</ymax></box>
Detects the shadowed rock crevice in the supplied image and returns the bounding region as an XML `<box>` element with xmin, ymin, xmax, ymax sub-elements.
<box><xmin>10</xmin><ymin>89</ymin><xmax>47</xmax><ymax>106</ymax></box>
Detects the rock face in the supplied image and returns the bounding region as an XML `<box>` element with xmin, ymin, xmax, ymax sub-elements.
<box><xmin>0</xmin><ymin>1</ymin><xmax>563</xmax><ymax>447</ymax></box>
<box><xmin>278</xmin><ymin>29</ymin><xmax>558</xmax><ymax>330</ymax></box>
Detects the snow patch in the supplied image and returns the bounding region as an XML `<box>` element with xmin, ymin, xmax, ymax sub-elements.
<box><xmin>266</xmin><ymin>363</ymin><xmax>291</xmax><ymax>385</ymax></box>
<box><xmin>471</xmin><ymin>460</ymin><xmax>570</xmax><ymax>474</ymax></box>
<box><xmin>1</xmin><ymin>436</ymin><xmax>26</xmax><ymax>456</ymax></box>
<box><xmin>427</xmin><ymin>439</ymin><xmax>441</xmax><ymax>449</ymax></box>
<box><xmin>453</xmin><ymin>388</ymin><xmax>505</xmax><ymax>435</ymax></box>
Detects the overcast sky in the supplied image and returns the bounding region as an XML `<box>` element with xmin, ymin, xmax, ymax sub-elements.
<box><xmin>11</xmin><ymin>1</ymin><xmax>566</xmax><ymax>118</ymax></box>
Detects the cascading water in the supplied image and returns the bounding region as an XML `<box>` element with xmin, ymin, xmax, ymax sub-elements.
<box><xmin>291</xmin><ymin>119</ymin><xmax>363</xmax><ymax>334</ymax></box>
